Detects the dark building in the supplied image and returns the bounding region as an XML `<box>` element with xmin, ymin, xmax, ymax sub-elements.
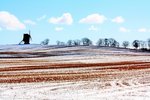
<box><xmin>23</xmin><ymin>34</ymin><xmax>31</xmax><ymax>44</ymax></box>
<box><xmin>19</xmin><ymin>30</ymin><xmax>32</xmax><ymax>44</ymax></box>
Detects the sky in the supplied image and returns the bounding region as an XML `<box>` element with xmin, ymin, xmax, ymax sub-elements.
<box><xmin>0</xmin><ymin>0</ymin><xmax>150</xmax><ymax>45</ymax></box>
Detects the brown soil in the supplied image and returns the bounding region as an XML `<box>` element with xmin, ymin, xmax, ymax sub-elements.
<box><xmin>0</xmin><ymin>61</ymin><xmax>150</xmax><ymax>83</ymax></box>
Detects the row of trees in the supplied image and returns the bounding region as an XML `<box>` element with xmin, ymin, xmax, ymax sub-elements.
<box><xmin>41</xmin><ymin>38</ymin><xmax>150</xmax><ymax>49</ymax></box>
<box><xmin>97</xmin><ymin>38</ymin><xmax>119</xmax><ymax>47</ymax></box>
<box><xmin>56</xmin><ymin>38</ymin><xmax>92</xmax><ymax>46</ymax></box>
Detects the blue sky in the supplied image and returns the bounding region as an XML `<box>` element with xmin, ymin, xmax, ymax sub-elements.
<box><xmin>0</xmin><ymin>0</ymin><xmax>150</xmax><ymax>45</ymax></box>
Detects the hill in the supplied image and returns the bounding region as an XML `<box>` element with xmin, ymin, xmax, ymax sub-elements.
<box><xmin>0</xmin><ymin>44</ymin><xmax>150</xmax><ymax>100</ymax></box>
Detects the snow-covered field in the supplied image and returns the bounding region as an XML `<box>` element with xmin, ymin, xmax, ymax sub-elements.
<box><xmin>0</xmin><ymin>44</ymin><xmax>150</xmax><ymax>100</ymax></box>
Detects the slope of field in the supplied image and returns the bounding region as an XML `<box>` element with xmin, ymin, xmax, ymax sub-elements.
<box><xmin>0</xmin><ymin>44</ymin><xmax>150</xmax><ymax>100</ymax></box>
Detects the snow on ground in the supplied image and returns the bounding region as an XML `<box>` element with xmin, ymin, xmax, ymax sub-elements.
<box><xmin>0</xmin><ymin>45</ymin><xmax>150</xmax><ymax>100</ymax></box>
<box><xmin>1</xmin><ymin>79</ymin><xmax>150</xmax><ymax>100</ymax></box>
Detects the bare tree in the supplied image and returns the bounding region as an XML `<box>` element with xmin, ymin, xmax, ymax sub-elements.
<box><xmin>116</xmin><ymin>42</ymin><xmax>120</xmax><ymax>47</ymax></box>
<box><xmin>107</xmin><ymin>38</ymin><xmax>119</xmax><ymax>47</ymax></box>
<box><xmin>67</xmin><ymin>40</ymin><xmax>74</xmax><ymax>46</ymax></box>
<box><xmin>122</xmin><ymin>41</ymin><xmax>129</xmax><ymax>48</ymax></box>
<box><xmin>81</xmin><ymin>38</ymin><xmax>92</xmax><ymax>46</ymax></box>
<box><xmin>132</xmin><ymin>40</ymin><xmax>140</xmax><ymax>49</ymax></box>
<box><xmin>97</xmin><ymin>38</ymin><xmax>104</xmax><ymax>46</ymax></box>
<box><xmin>41</xmin><ymin>39</ymin><xmax>49</xmax><ymax>45</ymax></box>
<box><xmin>139</xmin><ymin>40</ymin><xmax>146</xmax><ymax>49</ymax></box>
<box><xmin>56</xmin><ymin>41</ymin><xmax>65</xmax><ymax>46</ymax></box>
<box><xmin>56</xmin><ymin>41</ymin><xmax>61</xmax><ymax>46</ymax></box>
<box><xmin>73</xmin><ymin>40</ymin><xmax>81</xmax><ymax>46</ymax></box>
<box><xmin>108</xmin><ymin>38</ymin><xmax>118</xmax><ymax>47</ymax></box>
<box><xmin>104</xmin><ymin>38</ymin><xmax>109</xmax><ymax>46</ymax></box>
<box><xmin>148</xmin><ymin>39</ymin><xmax>150</xmax><ymax>49</ymax></box>
<box><xmin>60</xmin><ymin>42</ymin><xmax>65</xmax><ymax>46</ymax></box>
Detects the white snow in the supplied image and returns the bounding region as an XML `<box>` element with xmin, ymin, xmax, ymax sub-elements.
<box><xmin>1</xmin><ymin>79</ymin><xmax>150</xmax><ymax>100</ymax></box>
<box><xmin>0</xmin><ymin>45</ymin><xmax>150</xmax><ymax>100</ymax></box>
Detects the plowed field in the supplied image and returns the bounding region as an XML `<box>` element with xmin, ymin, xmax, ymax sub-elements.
<box><xmin>0</xmin><ymin>45</ymin><xmax>150</xmax><ymax>100</ymax></box>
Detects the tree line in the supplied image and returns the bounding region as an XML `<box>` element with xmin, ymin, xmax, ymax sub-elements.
<box><xmin>41</xmin><ymin>38</ymin><xmax>150</xmax><ymax>50</ymax></box>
